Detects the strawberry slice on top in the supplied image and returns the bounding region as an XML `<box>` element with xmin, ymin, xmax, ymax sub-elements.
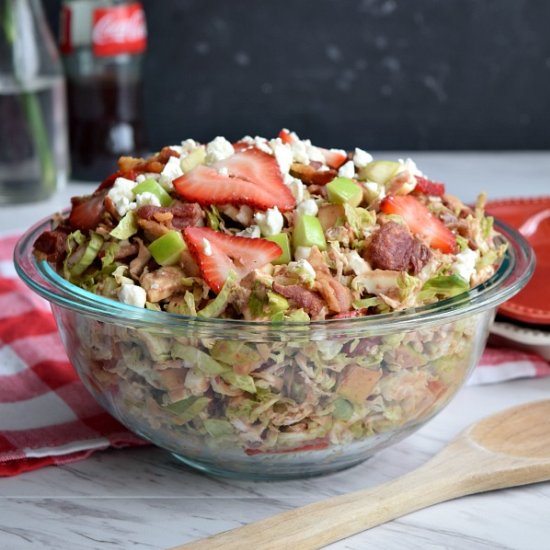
<box><xmin>413</xmin><ymin>176</ymin><xmax>446</xmax><ymax>197</ymax></box>
<box><xmin>380</xmin><ymin>195</ymin><xmax>457</xmax><ymax>254</ymax></box>
<box><xmin>183</xmin><ymin>227</ymin><xmax>283</xmax><ymax>293</ymax></box>
<box><xmin>173</xmin><ymin>148</ymin><xmax>295</xmax><ymax>212</ymax></box>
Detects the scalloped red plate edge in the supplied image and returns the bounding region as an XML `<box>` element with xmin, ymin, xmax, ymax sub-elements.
<box><xmin>486</xmin><ymin>196</ymin><xmax>550</xmax><ymax>325</ymax></box>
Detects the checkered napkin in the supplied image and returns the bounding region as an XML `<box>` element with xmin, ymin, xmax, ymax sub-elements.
<box><xmin>1</xmin><ymin>234</ymin><xmax>549</xmax><ymax>477</ymax></box>
<box><xmin>0</xmin><ymin>235</ymin><xmax>146</xmax><ymax>476</ymax></box>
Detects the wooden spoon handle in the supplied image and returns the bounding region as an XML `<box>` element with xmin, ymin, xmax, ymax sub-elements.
<box><xmin>169</xmin><ymin>461</ymin><xmax>465</xmax><ymax>550</ymax></box>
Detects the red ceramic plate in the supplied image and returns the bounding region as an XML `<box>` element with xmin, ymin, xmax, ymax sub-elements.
<box><xmin>486</xmin><ymin>197</ymin><xmax>550</xmax><ymax>324</ymax></box>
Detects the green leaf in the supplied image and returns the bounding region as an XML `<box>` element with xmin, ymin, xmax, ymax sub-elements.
<box><xmin>204</xmin><ymin>418</ymin><xmax>234</xmax><ymax>438</ymax></box>
<box><xmin>110</xmin><ymin>211</ymin><xmax>138</xmax><ymax>240</ymax></box>
<box><xmin>220</xmin><ymin>370</ymin><xmax>256</xmax><ymax>394</ymax></box>
<box><xmin>164</xmin><ymin>396</ymin><xmax>209</xmax><ymax>423</ymax></box>
<box><xmin>171</xmin><ymin>343</ymin><xmax>226</xmax><ymax>375</ymax></box>
<box><xmin>197</xmin><ymin>271</ymin><xmax>236</xmax><ymax>318</ymax></box>
<box><xmin>69</xmin><ymin>232</ymin><xmax>104</xmax><ymax>277</ymax></box>
<box><xmin>418</xmin><ymin>274</ymin><xmax>469</xmax><ymax>301</ymax></box>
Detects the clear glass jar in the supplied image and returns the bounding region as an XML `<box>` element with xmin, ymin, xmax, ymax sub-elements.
<box><xmin>0</xmin><ymin>0</ymin><xmax>68</xmax><ymax>203</ymax></box>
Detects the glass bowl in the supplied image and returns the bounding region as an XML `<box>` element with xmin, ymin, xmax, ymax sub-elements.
<box><xmin>15</xmin><ymin>216</ymin><xmax>534</xmax><ymax>480</ymax></box>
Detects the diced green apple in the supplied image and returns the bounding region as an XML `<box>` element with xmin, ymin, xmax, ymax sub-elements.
<box><xmin>293</xmin><ymin>215</ymin><xmax>327</xmax><ymax>251</ymax></box>
<box><xmin>326</xmin><ymin>177</ymin><xmax>363</xmax><ymax>207</ymax></box>
<box><xmin>133</xmin><ymin>178</ymin><xmax>173</xmax><ymax>207</ymax></box>
<box><xmin>266</xmin><ymin>233</ymin><xmax>291</xmax><ymax>265</ymax></box>
<box><xmin>180</xmin><ymin>146</ymin><xmax>206</xmax><ymax>173</ymax></box>
<box><xmin>358</xmin><ymin>160</ymin><xmax>401</xmax><ymax>184</ymax></box>
<box><xmin>148</xmin><ymin>230</ymin><xmax>186</xmax><ymax>266</ymax></box>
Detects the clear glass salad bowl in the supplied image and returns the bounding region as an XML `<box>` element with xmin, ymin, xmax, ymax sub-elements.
<box><xmin>15</xmin><ymin>216</ymin><xmax>534</xmax><ymax>480</ymax></box>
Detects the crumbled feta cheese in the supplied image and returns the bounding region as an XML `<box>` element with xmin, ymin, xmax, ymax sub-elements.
<box><xmin>305</xmin><ymin>141</ymin><xmax>325</xmax><ymax>163</ymax></box>
<box><xmin>347</xmin><ymin>250</ymin><xmax>370</xmax><ymax>276</ymax></box>
<box><xmin>202</xmin><ymin>238</ymin><xmax>213</xmax><ymax>256</ymax></box>
<box><xmin>107</xmin><ymin>177</ymin><xmax>137</xmax><ymax>216</ymax></box>
<box><xmin>159</xmin><ymin>155</ymin><xmax>184</xmax><ymax>191</ymax></box>
<box><xmin>181</xmin><ymin>138</ymin><xmax>199</xmax><ymax>154</ymax></box>
<box><xmin>294</xmin><ymin>246</ymin><xmax>312</xmax><ymax>260</ymax></box>
<box><xmin>237</xmin><ymin>225</ymin><xmax>261</xmax><ymax>238</ymax></box>
<box><xmin>398</xmin><ymin>157</ymin><xmax>423</xmax><ymax>177</ymax></box>
<box><xmin>118</xmin><ymin>283</ymin><xmax>147</xmax><ymax>308</ymax></box>
<box><xmin>136</xmin><ymin>174</ymin><xmax>147</xmax><ymax>183</ymax></box>
<box><xmin>206</xmin><ymin>136</ymin><xmax>234</xmax><ymax>164</ymax></box>
<box><xmin>338</xmin><ymin>160</ymin><xmax>355</xmax><ymax>179</ymax></box>
<box><xmin>218</xmin><ymin>166</ymin><xmax>229</xmax><ymax>177</ymax></box>
<box><xmin>135</xmin><ymin>191</ymin><xmax>161</xmax><ymax>208</ymax></box>
<box><xmin>269</xmin><ymin>138</ymin><xmax>293</xmax><ymax>174</ymax></box>
<box><xmin>296</xmin><ymin>198</ymin><xmax>319</xmax><ymax>217</ymax></box>
<box><xmin>162</xmin><ymin>155</ymin><xmax>184</xmax><ymax>180</ymax></box>
<box><xmin>353</xmin><ymin>147</ymin><xmax>373</xmax><ymax>168</ymax></box>
<box><xmin>254</xmin><ymin>206</ymin><xmax>284</xmax><ymax>237</ymax></box>
<box><xmin>288</xmin><ymin>259</ymin><xmax>316</xmax><ymax>283</ymax></box>
<box><xmin>252</xmin><ymin>136</ymin><xmax>273</xmax><ymax>155</ymax></box>
<box><xmin>285</xmin><ymin>176</ymin><xmax>306</xmax><ymax>202</ymax></box>
<box><xmin>289</xmin><ymin>138</ymin><xmax>310</xmax><ymax>164</ymax></box>
<box><xmin>452</xmin><ymin>248</ymin><xmax>479</xmax><ymax>283</ymax></box>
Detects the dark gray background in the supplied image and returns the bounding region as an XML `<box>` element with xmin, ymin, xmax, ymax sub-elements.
<box><xmin>45</xmin><ymin>0</ymin><xmax>550</xmax><ymax>151</ymax></box>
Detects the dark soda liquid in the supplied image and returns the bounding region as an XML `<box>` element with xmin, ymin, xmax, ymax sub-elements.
<box><xmin>67</xmin><ymin>72</ymin><xmax>147</xmax><ymax>181</ymax></box>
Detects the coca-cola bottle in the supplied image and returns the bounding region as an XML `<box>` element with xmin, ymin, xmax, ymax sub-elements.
<box><xmin>59</xmin><ymin>0</ymin><xmax>148</xmax><ymax>181</ymax></box>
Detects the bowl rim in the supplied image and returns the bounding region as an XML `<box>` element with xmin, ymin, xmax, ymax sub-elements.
<box><xmin>14</xmin><ymin>213</ymin><xmax>535</xmax><ymax>334</ymax></box>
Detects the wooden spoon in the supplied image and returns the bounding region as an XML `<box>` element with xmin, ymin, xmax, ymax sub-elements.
<box><xmin>171</xmin><ymin>400</ymin><xmax>550</xmax><ymax>550</ymax></box>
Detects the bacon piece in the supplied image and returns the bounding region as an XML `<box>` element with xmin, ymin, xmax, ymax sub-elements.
<box><xmin>33</xmin><ymin>229</ymin><xmax>69</xmax><ymax>263</ymax></box>
<box><xmin>289</xmin><ymin>163</ymin><xmax>337</xmax><ymax>186</ymax></box>
<box><xmin>366</xmin><ymin>221</ymin><xmax>431</xmax><ymax>274</ymax></box>
<box><xmin>118</xmin><ymin>147</ymin><xmax>180</xmax><ymax>175</ymax></box>
<box><xmin>315</xmin><ymin>277</ymin><xmax>352</xmax><ymax>314</ymax></box>
<box><xmin>136</xmin><ymin>202</ymin><xmax>204</xmax><ymax>230</ymax></box>
<box><xmin>272</xmin><ymin>282</ymin><xmax>325</xmax><ymax>318</ymax></box>
<box><xmin>137</xmin><ymin>219</ymin><xmax>171</xmax><ymax>240</ymax></box>
<box><xmin>68</xmin><ymin>191</ymin><xmax>107</xmax><ymax>231</ymax></box>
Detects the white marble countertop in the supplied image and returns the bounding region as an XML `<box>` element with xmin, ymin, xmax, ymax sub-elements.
<box><xmin>1</xmin><ymin>152</ymin><xmax>549</xmax><ymax>550</ymax></box>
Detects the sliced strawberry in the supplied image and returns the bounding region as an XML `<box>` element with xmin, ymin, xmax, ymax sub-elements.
<box><xmin>183</xmin><ymin>227</ymin><xmax>283</xmax><ymax>293</ymax></box>
<box><xmin>68</xmin><ymin>191</ymin><xmax>107</xmax><ymax>231</ymax></box>
<box><xmin>380</xmin><ymin>195</ymin><xmax>457</xmax><ymax>254</ymax></box>
<box><xmin>174</xmin><ymin>148</ymin><xmax>295</xmax><ymax>212</ymax></box>
<box><xmin>413</xmin><ymin>176</ymin><xmax>446</xmax><ymax>197</ymax></box>
<box><xmin>319</xmin><ymin>148</ymin><xmax>348</xmax><ymax>169</ymax></box>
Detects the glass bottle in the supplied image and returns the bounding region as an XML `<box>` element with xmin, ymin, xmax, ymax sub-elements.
<box><xmin>60</xmin><ymin>0</ymin><xmax>148</xmax><ymax>182</ymax></box>
<box><xmin>0</xmin><ymin>0</ymin><xmax>68</xmax><ymax>203</ymax></box>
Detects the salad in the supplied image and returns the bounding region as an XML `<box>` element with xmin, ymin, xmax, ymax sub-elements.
<box><xmin>34</xmin><ymin>129</ymin><xmax>504</xmax><ymax>320</ymax></box>
<box><xmin>33</xmin><ymin>130</ymin><xmax>506</xmax><ymax>462</ymax></box>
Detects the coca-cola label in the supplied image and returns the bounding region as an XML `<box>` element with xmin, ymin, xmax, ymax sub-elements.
<box><xmin>92</xmin><ymin>3</ymin><xmax>147</xmax><ymax>57</ymax></box>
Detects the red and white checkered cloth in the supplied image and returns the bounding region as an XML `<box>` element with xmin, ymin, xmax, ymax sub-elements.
<box><xmin>1</xmin><ymin>234</ymin><xmax>549</xmax><ymax>476</ymax></box>
<box><xmin>0</xmin><ymin>235</ymin><xmax>146</xmax><ymax>476</ymax></box>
